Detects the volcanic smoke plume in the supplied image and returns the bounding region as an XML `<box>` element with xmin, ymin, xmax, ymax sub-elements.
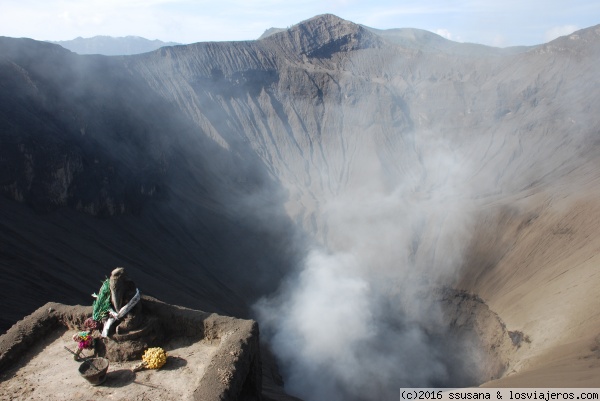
<box><xmin>256</xmin><ymin>141</ymin><xmax>480</xmax><ymax>401</ymax></box>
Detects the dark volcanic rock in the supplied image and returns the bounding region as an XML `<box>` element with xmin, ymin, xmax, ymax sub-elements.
<box><xmin>0</xmin><ymin>38</ymin><xmax>171</xmax><ymax>216</ymax></box>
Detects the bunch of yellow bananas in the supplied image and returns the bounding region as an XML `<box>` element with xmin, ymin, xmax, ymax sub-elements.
<box><xmin>142</xmin><ymin>347</ymin><xmax>167</xmax><ymax>369</ymax></box>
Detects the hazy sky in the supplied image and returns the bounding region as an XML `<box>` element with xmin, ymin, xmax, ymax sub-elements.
<box><xmin>1</xmin><ymin>0</ymin><xmax>598</xmax><ymax>47</ymax></box>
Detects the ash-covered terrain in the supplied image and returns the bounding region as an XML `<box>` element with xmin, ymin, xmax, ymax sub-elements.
<box><xmin>1</xmin><ymin>14</ymin><xmax>600</xmax><ymax>400</ymax></box>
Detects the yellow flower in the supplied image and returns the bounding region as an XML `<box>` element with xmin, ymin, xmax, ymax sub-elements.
<box><xmin>142</xmin><ymin>347</ymin><xmax>168</xmax><ymax>369</ymax></box>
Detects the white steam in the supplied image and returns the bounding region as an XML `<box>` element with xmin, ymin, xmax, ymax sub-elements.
<box><xmin>255</xmin><ymin>139</ymin><xmax>478</xmax><ymax>400</ymax></box>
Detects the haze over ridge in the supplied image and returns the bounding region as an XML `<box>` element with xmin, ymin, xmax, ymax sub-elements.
<box><xmin>1</xmin><ymin>14</ymin><xmax>600</xmax><ymax>400</ymax></box>
<box><xmin>49</xmin><ymin>36</ymin><xmax>181</xmax><ymax>56</ymax></box>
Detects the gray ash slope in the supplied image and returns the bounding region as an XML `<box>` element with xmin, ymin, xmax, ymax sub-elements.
<box><xmin>1</xmin><ymin>13</ymin><xmax>600</xmax><ymax>400</ymax></box>
<box><xmin>125</xmin><ymin>14</ymin><xmax>600</xmax><ymax>240</ymax></box>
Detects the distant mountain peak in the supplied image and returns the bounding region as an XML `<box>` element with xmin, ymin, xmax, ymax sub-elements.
<box><xmin>262</xmin><ymin>13</ymin><xmax>383</xmax><ymax>58</ymax></box>
<box><xmin>49</xmin><ymin>36</ymin><xmax>181</xmax><ymax>56</ymax></box>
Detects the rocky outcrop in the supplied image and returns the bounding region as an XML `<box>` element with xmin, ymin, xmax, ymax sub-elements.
<box><xmin>435</xmin><ymin>288</ymin><xmax>522</xmax><ymax>382</ymax></box>
<box><xmin>260</xmin><ymin>14</ymin><xmax>384</xmax><ymax>59</ymax></box>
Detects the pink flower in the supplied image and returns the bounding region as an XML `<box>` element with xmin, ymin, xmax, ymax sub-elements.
<box><xmin>78</xmin><ymin>338</ymin><xmax>93</xmax><ymax>349</ymax></box>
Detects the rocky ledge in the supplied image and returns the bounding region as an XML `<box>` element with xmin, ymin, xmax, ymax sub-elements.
<box><xmin>0</xmin><ymin>297</ymin><xmax>261</xmax><ymax>400</ymax></box>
